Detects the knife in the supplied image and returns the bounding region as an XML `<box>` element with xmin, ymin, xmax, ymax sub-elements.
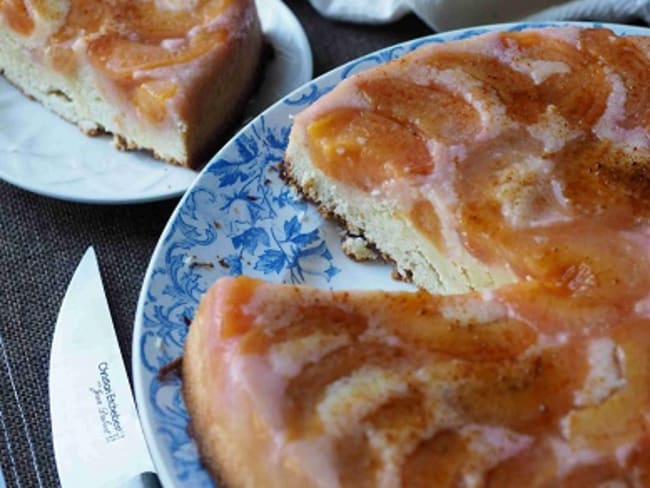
<box><xmin>49</xmin><ymin>247</ymin><xmax>158</xmax><ymax>487</ymax></box>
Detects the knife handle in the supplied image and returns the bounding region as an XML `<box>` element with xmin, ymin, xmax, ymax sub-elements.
<box><xmin>121</xmin><ymin>472</ymin><xmax>161</xmax><ymax>488</ymax></box>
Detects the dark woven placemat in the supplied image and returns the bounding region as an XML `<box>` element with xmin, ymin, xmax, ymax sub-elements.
<box><xmin>0</xmin><ymin>3</ymin><xmax>429</xmax><ymax>486</ymax></box>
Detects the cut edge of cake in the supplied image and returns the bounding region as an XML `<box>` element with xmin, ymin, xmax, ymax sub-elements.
<box><xmin>283</xmin><ymin>131</ymin><xmax>518</xmax><ymax>295</ymax></box>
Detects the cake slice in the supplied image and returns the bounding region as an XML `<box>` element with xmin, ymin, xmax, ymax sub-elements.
<box><xmin>284</xmin><ymin>27</ymin><xmax>650</xmax><ymax>293</ymax></box>
<box><xmin>184</xmin><ymin>275</ymin><xmax>650</xmax><ymax>487</ymax></box>
<box><xmin>0</xmin><ymin>0</ymin><xmax>263</xmax><ymax>168</ymax></box>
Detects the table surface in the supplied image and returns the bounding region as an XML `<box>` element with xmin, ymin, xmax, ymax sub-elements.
<box><xmin>0</xmin><ymin>3</ymin><xmax>430</xmax><ymax>486</ymax></box>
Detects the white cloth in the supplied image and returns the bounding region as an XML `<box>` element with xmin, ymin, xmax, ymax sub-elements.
<box><xmin>308</xmin><ymin>0</ymin><xmax>650</xmax><ymax>31</ymax></box>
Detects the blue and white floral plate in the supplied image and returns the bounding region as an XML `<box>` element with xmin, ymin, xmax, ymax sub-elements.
<box><xmin>133</xmin><ymin>21</ymin><xmax>647</xmax><ymax>487</ymax></box>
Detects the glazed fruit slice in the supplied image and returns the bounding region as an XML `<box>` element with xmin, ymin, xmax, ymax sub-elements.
<box><xmin>2</xmin><ymin>0</ymin><xmax>34</xmax><ymax>35</ymax></box>
<box><xmin>358</xmin><ymin>77</ymin><xmax>482</xmax><ymax>144</ymax></box>
<box><xmin>563</xmin><ymin>319</ymin><xmax>650</xmax><ymax>453</ymax></box>
<box><xmin>86</xmin><ymin>29</ymin><xmax>229</xmax><ymax>81</ymax></box>
<box><xmin>498</xmin><ymin>30</ymin><xmax>610</xmax><ymax>129</ymax></box>
<box><xmin>581</xmin><ymin>28</ymin><xmax>650</xmax><ymax>130</ymax></box>
<box><xmin>306</xmin><ymin>108</ymin><xmax>433</xmax><ymax>192</ymax></box>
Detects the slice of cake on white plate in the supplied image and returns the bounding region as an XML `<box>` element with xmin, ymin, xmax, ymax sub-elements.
<box><xmin>284</xmin><ymin>26</ymin><xmax>650</xmax><ymax>294</ymax></box>
<box><xmin>184</xmin><ymin>276</ymin><xmax>650</xmax><ymax>487</ymax></box>
<box><xmin>0</xmin><ymin>0</ymin><xmax>263</xmax><ymax>168</ymax></box>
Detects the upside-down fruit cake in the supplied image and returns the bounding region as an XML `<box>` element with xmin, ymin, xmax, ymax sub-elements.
<box><xmin>183</xmin><ymin>26</ymin><xmax>650</xmax><ymax>487</ymax></box>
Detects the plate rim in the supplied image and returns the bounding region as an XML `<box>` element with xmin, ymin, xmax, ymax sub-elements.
<box><xmin>132</xmin><ymin>20</ymin><xmax>650</xmax><ymax>487</ymax></box>
<box><xmin>0</xmin><ymin>0</ymin><xmax>312</xmax><ymax>205</ymax></box>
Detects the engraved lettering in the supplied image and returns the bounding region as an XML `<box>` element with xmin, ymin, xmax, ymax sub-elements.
<box><xmin>88</xmin><ymin>362</ymin><xmax>126</xmax><ymax>443</ymax></box>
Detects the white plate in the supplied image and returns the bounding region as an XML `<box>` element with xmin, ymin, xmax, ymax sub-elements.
<box><xmin>132</xmin><ymin>21</ymin><xmax>649</xmax><ymax>487</ymax></box>
<box><xmin>0</xmin><ymin>0</ymin><xmax>312</xmax><ymax>204</ymax></box>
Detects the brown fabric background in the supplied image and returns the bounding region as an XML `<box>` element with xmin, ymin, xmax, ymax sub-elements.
<box><xmin>0</xmin><ymin>3</ymin><xmax>429</xmax><ymax>486</ymax></box>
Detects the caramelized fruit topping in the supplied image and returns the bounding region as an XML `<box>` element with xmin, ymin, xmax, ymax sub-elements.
<box><xmin>3</xmin><ymin>0</ymin><xmax>236</xmax><ymax>124</ymax></box>
<box><xmin>86</xmin><ymin>28</ymin><xmax>228</xmax><ymax>81</ymax></box>
<box><xmin>2</xmin><ymin>0</ymin><xmax>35</xmax><ymax>35</ymax></box>
<box><xmin>358</xmin><ymin>76</ymin><xmax>481</xmax><ymax>144</ymax></box>
<box><xmin>307</xmin><ymin>108</ymin><xmax>433</xmax><ymax>192</ymax></box>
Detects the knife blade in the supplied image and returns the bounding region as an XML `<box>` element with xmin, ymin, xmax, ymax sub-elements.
<box><xmin>49</xmin><ymin>247</ymin><xmax>156</xmax><ymax>487</ymax></box>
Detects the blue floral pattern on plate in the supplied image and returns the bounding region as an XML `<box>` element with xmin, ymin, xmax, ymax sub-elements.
<box><xmin>133</xmin><ymin>21</ymin><xmax>645</xmax><ymax>487</ymax></box>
